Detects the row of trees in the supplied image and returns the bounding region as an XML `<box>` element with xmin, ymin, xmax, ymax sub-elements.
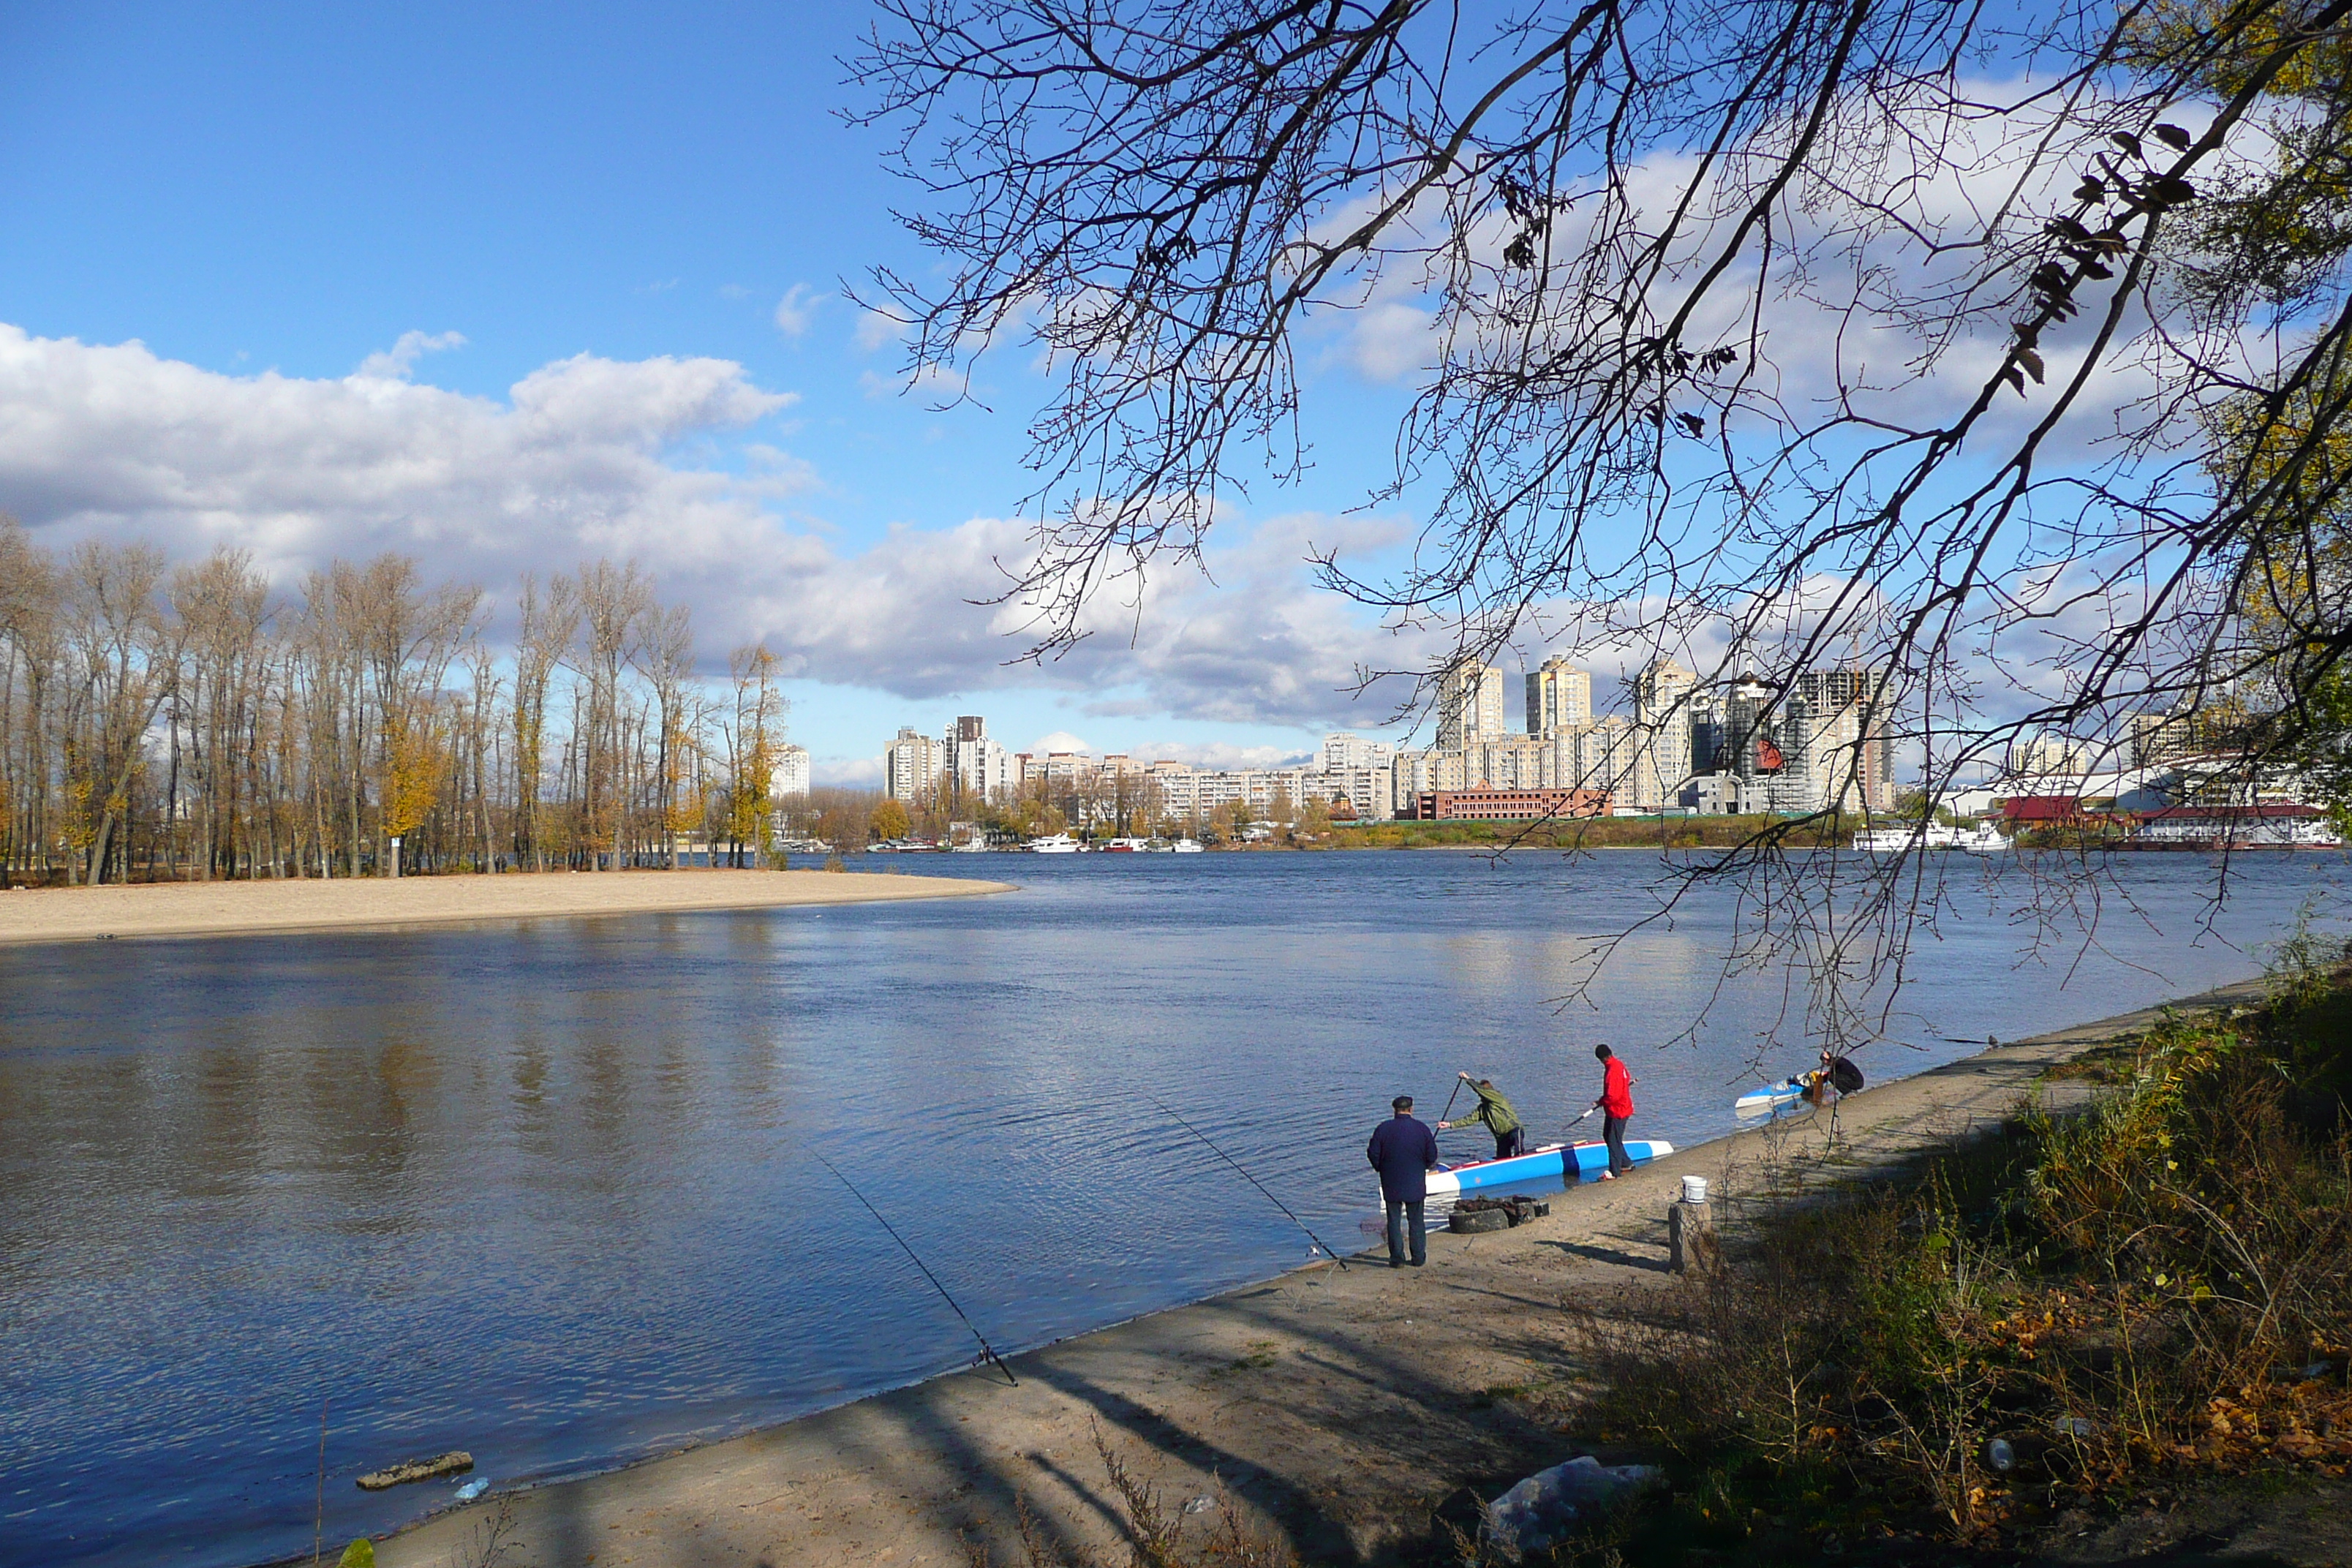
<box><xmin>0</xmin><ymin>521</ymin><xmax>795</xmax><ymax>883</ymax></box>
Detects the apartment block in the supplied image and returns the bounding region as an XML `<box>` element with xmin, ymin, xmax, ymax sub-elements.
<box><xmin>1436</xmin><ymin>660</ymin><xmax>1508</xmax><ymax>750</ymax></box>
<box><xmin>1630</xmin><ymin>657</ymin><xmax>1699</xmax><ymax>810</ymax></box>
<box><xmin>884</xmin><ymin>727</ymin><xmax>943</xmax><ymax>803</ymax></box>
<box><xmin>1526</xmin><ymin>656</ymin><xmax>1593</xmax><ymax>737</ymax></box>
<box><xmin>769</xmin><ymin>743</ymin><xmax>812</xmax><ymax>799</ymax></box>
<box><xmin>944</xmin><ymin>715</ymin><xmax>1013</xmax><ymax>802</ymax></box>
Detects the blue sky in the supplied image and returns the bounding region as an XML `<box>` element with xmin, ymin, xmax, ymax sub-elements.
<box><xmin>0</xmin><ymin>4</ymin><xmax>2160</xmax><ymax>785</ymax></box>
<box><xmin>0</xmin><ymin>0</ymin><xmax>1460</xmax><ymax>781</ymax></box>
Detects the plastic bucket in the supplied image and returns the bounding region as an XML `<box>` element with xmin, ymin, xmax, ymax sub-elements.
<box><xmin>1681</xmin><ymin>1175</ymin><xmax>1709</xmax><ymax>1205</ymax></box>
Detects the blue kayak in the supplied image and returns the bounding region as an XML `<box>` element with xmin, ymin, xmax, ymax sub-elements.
<box><xmin>1734</xmin><ymin>1077</ymin><xmax>1809</xmax><ymax>1117</ymax></box>
<box><xmin>1425</xmin><ymin>1139</ymin><xmax>1675</xmax><ymax>1196</ymax></box>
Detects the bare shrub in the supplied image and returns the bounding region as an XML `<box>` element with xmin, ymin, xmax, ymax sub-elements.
<box><xmin>960</xmin><ymin>1433</ymin><xmax>1295</xmax><ymax>1568</ymax></box>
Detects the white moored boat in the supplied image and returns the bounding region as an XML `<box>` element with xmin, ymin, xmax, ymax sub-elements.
<box><xmin>1169</xmin><ymin>838</ymin><xmax>1205</xmax><ymax>853</ymax></box>
<box><xmin>1027</xmin><ymin>833</ymin><xmax>1083</xmax><ymax>853</ymax></box>
<box><xmin>1852</xmin><ymin>821</ymin><xmax>2011</xmax><ymax>854</ymax></box>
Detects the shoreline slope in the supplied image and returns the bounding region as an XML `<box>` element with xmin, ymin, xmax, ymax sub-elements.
<box><xmin>369</xmin><ymin>978</ymin><xmax>2267</xmax><ymax>1568</ymax></box>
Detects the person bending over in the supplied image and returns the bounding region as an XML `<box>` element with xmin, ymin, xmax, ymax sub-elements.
<box><xmin>1591</xmin><ymin>1044</ymin><xmax>1636</xmax><ymax>1180</ymax></box>
<box><xmin>1437</xmin><ymin>1073</ymin><xmax>1525</xmax><ymax>1161</ymax></box>
<box><xmin>1366</xmin><ymin>1094</ymin><xmax>1439</xmax><ymax>1267</ymax></box>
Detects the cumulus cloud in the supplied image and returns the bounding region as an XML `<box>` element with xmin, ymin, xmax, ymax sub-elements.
<box><xmin>353</xmin><ymin>329</ymin><xmax>467</xmax><ymax>382</ymax></box>
<box><xmin>0</xmin><ymin>325</ymin><xmax>797</xmax><ymax>581</ymax></box>
<box><xmin>816</xmin><ymin>753</ymin><xmax>885</xmax><ymax>788</ymax></box>
<box><xmin>0</xmin><ymin>323</ymin><xmax>1437</xmax><ymax>731</ymax></box>
<box><xmin>772</xmin><ymin>284</ymin><xmax>823</xmax><ymax>338</ymax></box>
<box><xmin>856</xmin><ymin>306</ymin><xmax>911</xmax><ymax>353</ymax></box>
<box><xmin>1128</xmin><ymin>740</ymin><xmax>1309</xmax><ymax>769</ymax></box>
<box><xmin>1025</xmin><ymin>730</ymin><xmax>1092</xmax><ymax>754</ymax></box>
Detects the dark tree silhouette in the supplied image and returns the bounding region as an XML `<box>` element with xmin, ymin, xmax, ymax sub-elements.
<box><xmin>851</xmin><ymin>0</ymin><xmax>2352</xmax><ymax>1043</ymax></box>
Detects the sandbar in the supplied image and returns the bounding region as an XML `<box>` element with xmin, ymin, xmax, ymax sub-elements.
<box><xmin>366</xmin><ymin>977</ymin><xmax>2264</xmax><ymax>1568</ymax></box>
<box><xmin>0</xmin><ymin>868</ymin><xmax>1014</xmax><ymax>949</ymax></box>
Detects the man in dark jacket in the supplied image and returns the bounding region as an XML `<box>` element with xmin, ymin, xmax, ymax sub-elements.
<box><xmin>1367</xmin><ymin>1094</ymin><xmax>1440</xmax><ymax>1267</ymax></box>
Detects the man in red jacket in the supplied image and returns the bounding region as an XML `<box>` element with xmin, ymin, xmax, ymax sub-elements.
<box><xmin>1591</xmin><ymin>1044</ymin><xmax>1635</xmax><ymax>1179</ymax></box>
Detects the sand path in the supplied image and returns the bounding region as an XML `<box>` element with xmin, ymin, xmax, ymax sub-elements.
<box><xmin>0</xmin><ymin>869</ymin><xmax>1012</xmax><ymax>948</ymax></box>
<box><xmin>366</xmin><ymin>979</ymin><xmax>2260</xmax><ymax>1568</ymax></box>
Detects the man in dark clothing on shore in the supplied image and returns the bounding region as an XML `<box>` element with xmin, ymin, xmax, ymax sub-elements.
<box><xmin>1592</xmin><ymin>1044</ymin><xmax>1636</xmax><ymax>1179</ymax></box>
<box><xmin>1366</xmin><ymin>1094</ymin><xmax>1440</xmax><ymax>1267</ymax></box>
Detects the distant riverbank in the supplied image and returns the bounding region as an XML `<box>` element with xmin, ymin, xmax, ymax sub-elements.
<box><xmin>1322</xmin><ymin>813</ymin><xmax>1828</xmax><ymax>851</ymax></box>
<box><xmin>0</xmin><ymin>868</ymin><xmax>1014</xmax><ymax>947</ymax></box>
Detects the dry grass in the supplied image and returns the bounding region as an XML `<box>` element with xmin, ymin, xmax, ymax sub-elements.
<box><xmin>960</xmin><ymin>1433</ymin><xmax>1297</xmax><ymax>1568</ymax></box>
<box><xmin>1558</xmin><ymin>960</ymin><xmax>2352</xmax><ymax>1562</ymax></box>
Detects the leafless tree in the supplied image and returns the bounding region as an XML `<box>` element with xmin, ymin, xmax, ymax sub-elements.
<box><xmin>578</xmin><ymin>560</ymin><xmax>654</xmax><ymax>871</ymax></box>
<box><xmin>853</xmin><ymin>0</ymin><xmax>2352</xmax><ymax>1041</ymax></box>
<box><xmin>0</xmin><ymin>528</ymin><xmax>750</xmax><ymax>884</ymax></box>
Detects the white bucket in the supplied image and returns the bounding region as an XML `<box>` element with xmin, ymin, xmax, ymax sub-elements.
<box><xmin>1681</xmin><ymin>1175</ymin><xmax>1709</xmax><ymax>1205</ymax></box>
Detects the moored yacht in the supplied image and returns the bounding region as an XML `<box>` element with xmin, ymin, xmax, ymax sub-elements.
<box><xmin>1852</xmin><ymin>821</ymin><xmax>2012</xmax><ymax>853</ymax></box>
<box><xmin>1026</xmin><ymin>833</ymin><xmax>1083</xmax><ymax>853</ymax></box>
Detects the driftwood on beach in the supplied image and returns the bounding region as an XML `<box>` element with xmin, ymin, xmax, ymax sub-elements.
<box><xmin>356</xmin><ymin>1452</ymin><xmax>473</xmax><ymax>1491</ymax></box>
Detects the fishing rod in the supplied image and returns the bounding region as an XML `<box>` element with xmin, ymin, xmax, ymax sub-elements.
<box><xmin>815</xmin><ymin>1152</ymin><xmax>1017</xmax><ymax>1385</ymax></box>
<box><xmin>1147</xmin><ymin>1096</ymin><xmax>1349</xmax><ymax>1270</ymax></box>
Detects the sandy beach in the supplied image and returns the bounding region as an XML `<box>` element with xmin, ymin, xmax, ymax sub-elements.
<box><xmin>0</xmin><ymin>869</ymin><xmax>1014</xmax><ymax>948</ymax></box>
<box><xmin>363</xmin><ymin>977</ymin><xmax>2266</xmax><ymax>1568</ymax></box>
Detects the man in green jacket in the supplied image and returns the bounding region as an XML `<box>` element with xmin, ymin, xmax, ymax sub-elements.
<box><xmin>1438</xmin><ymin>1073</ymin><xmax>1525</xmax><ymax>1161</ymax></box>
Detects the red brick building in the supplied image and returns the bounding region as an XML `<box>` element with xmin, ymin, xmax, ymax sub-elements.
<box><xmin>1409</xmin><ymin>788</ymin><xmax>1612</xmax><ymax>822</ymax></box>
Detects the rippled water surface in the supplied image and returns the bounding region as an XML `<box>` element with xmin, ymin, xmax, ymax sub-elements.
<box><xmin>2</xmin><ymin>850</ymin><xmax>2343</xmax><ymax>1567</ymax></box>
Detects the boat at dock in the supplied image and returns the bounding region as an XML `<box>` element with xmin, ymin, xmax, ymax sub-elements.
<box><xmin>1851</xmin><ymin>821</ymin><xmax>2010</xmax><ymax>853</ymax></box>
<box><xmin>1026</xmin><ymin>834</ymin><xmax>1083</xmax><ymax>853</ymax></box>
<box><xmin>1422</xmin><ymin>1138</ymin><xmax>1673</xmax><ymax>1197</ymax></box>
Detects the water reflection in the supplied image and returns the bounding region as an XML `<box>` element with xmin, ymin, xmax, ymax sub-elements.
<box><xmin>0</xmin><ymin>851</ymin><xmax>2340</xmax><ymax>1568</ymax></box>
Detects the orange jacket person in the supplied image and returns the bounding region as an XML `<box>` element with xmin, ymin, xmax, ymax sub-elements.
<box><xmin>1591</xmin><ymin>1044</ymin><xmax>1636</xmax><ymax>1179</ymax></box>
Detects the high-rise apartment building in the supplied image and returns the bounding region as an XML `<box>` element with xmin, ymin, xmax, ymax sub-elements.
<box><xmin>1630</xmin><ymin>658</ymin><xmax>1699</xmax><ymax>809</ymax></box>
<box><xmin>1716</xmin><ymin>667</ymin><xmax>1893</xmax><ymax>814</ymax></box>
<box><xmin>1791</xmin><ymin>667</ymin><xmax>1894</xmax><ymax>813</ymax></box>
<box><xmin>884</xmin><ymin>726</ymin><xmax>943</xmax><ymax>803</ymax></box>
<box><xmin>769</xmin><ymin>743</ymin><xmax>812</xmax><ymax>799</ymax></box>
<box><xmin>1436</xmin><ymin>660</ymin><xmax>1508</xmax><ymax>751</ymax></box>
<box><xmin>1526</xmin><ymin>657</ymin><xmax>1593</xmax><ymax>738</ymax></box>
<box><xmin>2008</xmin><ymin>732</ymin><xmax>2089</xmax><ymax>777</ymax></box>
<box><xmin>943</xmin><ymin>715</ymin><xmax>1013</xmax><ymax>802</ymax></box>
<box><xmin>1321</xmin><ymin>732</ymin><xmax>1395</xmax><ymax>773</ymax></box>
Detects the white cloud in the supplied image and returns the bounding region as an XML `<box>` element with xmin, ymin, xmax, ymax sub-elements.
<box><xmin>815</xmin><ymin>753</ymin><xmax>884</xmax><ymax>787</ymax></box>
<box><xmin>0</xmin><ymin>324</ymin><xmax>1443</xmax><ymax>730</ymax></box>
<box><xmin>1344</xmin><ymin>301</ymin><xmax>1435</xmax><ymax>383</ymax></box>
<box><xmin>0</xmin><ymin>323</ymin><xmax>795</xmax><ymax>588</ymax></box>
<box><xmin>1128</xmin><ymin>740</ymin><xmax>1308</xmax><ymax>769</ymax></box>
<box><xmin>855</xmin><ymin>306</ymin><xmax>911</xmax><ymax>353</ymax></box>
<box><xmin>773</xmin><ymin>284</ymin><xmax>823</xmax><ymax>337</ymax></box>
<box><xmin>1025</xmin><ymin>729</ymin><xmax>1092</xmax><ymax>754</ymax></box>
<box><xmin>352</xmin><ymin>329</ymin><xmax>467</xmax><ymax>382</ymax></box>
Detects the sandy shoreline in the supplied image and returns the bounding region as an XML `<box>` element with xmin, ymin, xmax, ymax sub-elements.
<box><xmin>0</xmin><ymin>869</ymin><xmax>1014</xmax><ymax>948</ymax></box>
<box><xmin>360</xmin><ymin>975</ymin><xmax>2266</xmax><ymax>1568</ymax></box>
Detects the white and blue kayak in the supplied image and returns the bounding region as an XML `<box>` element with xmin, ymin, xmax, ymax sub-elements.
<box><xmin>1734</xmin><ymin>1077</ymin><xmax>1809</xmax><ymax>1117</ymax></box>
<box><xmin>1425</xmin><ymin>1138</ymin><xmax>1674</xmax><ymax>1197</ymax></box>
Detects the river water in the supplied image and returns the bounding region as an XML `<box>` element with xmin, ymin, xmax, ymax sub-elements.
<box><xmin>1</xmin><ymin>849</ymin><xmax>2343</xmax><ymax>1567</ymax></box>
